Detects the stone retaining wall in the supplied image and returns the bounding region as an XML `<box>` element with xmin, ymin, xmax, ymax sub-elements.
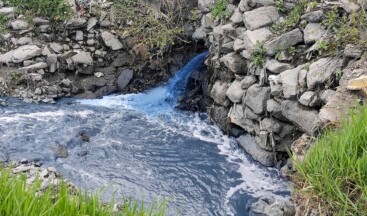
<box><xmin>193</xmin><ymin>0</ymin><xmax>366</xmax><ymax>167</ymax></box>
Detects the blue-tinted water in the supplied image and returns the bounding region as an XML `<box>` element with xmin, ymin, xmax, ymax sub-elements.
<box><xmin>0</xmin><ymin>52</ymin><xmax>289</xmax><ymax>215</ymax></box>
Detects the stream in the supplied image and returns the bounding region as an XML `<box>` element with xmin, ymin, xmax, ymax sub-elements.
<box><xmin>0</xmin><ymin>52</ymin><xmax>290</xmax><ymax>215</ymax></box>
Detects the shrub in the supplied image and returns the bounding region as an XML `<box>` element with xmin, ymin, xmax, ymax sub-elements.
<box><xmin>294</xmin><ymin>105</ymin><xmax>367</xmax><ymax>215</ymax></box>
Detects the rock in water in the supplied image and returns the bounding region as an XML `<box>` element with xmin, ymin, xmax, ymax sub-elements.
<box><xmin>116</xmin><ymin>69</ymin><xmax>133</xmax><ymax>91</ymax></box>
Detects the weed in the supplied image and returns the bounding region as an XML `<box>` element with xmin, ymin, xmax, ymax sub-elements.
<box><xmin>275</xmin><ymin>0</ymin><xmax>285</xmax><ymax>13</ymax></box>
<box><xmin>250</xmin><ymin>42</ymin><xmax>266</xmax><ymax>67</ymax></box>
<box><xmin>0</xmin><ymin>166</ymin><xmax>167</xmax><ymax>216</ymax></box>
<box><xmin>307</xmin><ymin>1</ymin><xmax>318</xmax><ymax>10</ymax></box>
<box><xmin>114</xmin><ymin>0</ymin><xmax>189</xmax><ymax>58</ymax></box>
<box><xmin>272</xmin><ymin>0</ymin><xmax>308</xmax><ymax>34</ymax></box>
<box><xmin>294</xmin><ymin>105</ymin><xmax>367</xmax><ymax>215</ymax></box>
<box><xmin>322</xmin><ymin>9</ymin><xmax>339</xmax><ymax>30</ymax></box>
<box><xmin>0</xmin><ymin>13</ymin><xmax>8</xmax><ymax>33</ymax></box>
<box><xmin>315</xmin><ymin>40</ymin><xmax>329</xmax><ymax>55</ymax></box>
<box><xmin>4</xmin><ymin>0</ymin><xmax>72</xmax><ymax>21</ymax></box>
<box><xmin>211</xmin><ymin>0</ymin><xmax>232</xmax><ymax>20</ymax></box>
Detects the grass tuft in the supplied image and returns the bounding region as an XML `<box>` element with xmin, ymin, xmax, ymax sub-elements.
<box><xmin>4</xmin><ymin>0</ymin><xmax>72</xmax><ymax>21</ymax></box>
<box><xmin>294</xmin><ymin>105</ymin><xmax>367</xmax><ymax>216</ymax></box>
<box><xmin>0</xmin><ymin>166</ymin><xmax>167</xmax><ymax>216</ymax></box>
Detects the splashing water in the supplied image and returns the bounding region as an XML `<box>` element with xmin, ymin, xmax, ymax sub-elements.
<box><xmin>0</xmin><ymin>52</ymin><xmax>290</xmax><ymax>216</ymax></box>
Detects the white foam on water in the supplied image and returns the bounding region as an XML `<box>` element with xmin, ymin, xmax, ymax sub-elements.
<box><xmin>0</xmin><ymin>110</ymin><xmax>93</xmax><ymax>122</ymax></box>
<box><xmin>77</xmin><ymin>93</ymin><xmax>290</xmax><ymax>216</ymax></box>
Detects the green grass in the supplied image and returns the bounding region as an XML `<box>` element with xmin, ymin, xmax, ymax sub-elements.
<box><xmin>294</xmin><ymin>105</ymin><xmax>367</xmax><ymax>215</ymax></box>
<box><xmin>4</xmin><ymin>0</ymin><xmax>72</xmax><ymax>21</ymax></box>
<box><xmin>0</xmin><ymin>166</ymin><xmax>166</xmax><ymax>216</ymax></box>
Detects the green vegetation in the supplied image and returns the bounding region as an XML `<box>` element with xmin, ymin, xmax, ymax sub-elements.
<box><xmin>4</xmin><ymin>0</ymin><xmax>72</xmax><ymax>21</ymax></box>
<box><xmin>272</xmin><ymin>0</ymin><xmax>309</xmax><ymax>34</ymax></box>
<box><xmin>211</xmin><ymin>0</ymin><xmax>232</xmax><ymax>20</ymax></box>
<box><xmin>0</xmin><ymin>166</ymin><xmax>166</xmax><ymax>216</ymax></box>
<box><xmin>114</xmin><ymin>0</ymin><xmax>190</xmax><ymax>59</ymax></box>
<box><xmin>250</xmin><ymin>42</ymin><xmax>266</xmax><ymax>67</ymax></box>
<box><xmin>322</xmin><ymin>8</ymin><xmax>367</xmax><ymax>54</ymax></box>
<box><xmin>294</xmin><ymin>105</ymin><xmax>367</xmax><ymax>215</ymax></box>
<box><xmin>0</xmin><ymin>13</ymin><xmax>9</xmax><ymax>32</ymax></box>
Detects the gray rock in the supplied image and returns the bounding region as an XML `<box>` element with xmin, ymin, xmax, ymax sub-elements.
<box><xmin>243</xmin><ymin>6</ymin><xmax>280</xmax><ymax>30</ymax></box>
<box><xmin>243</xmin><ymin>84</ymin><xmax>270</xmax><ymax>114</ymax></box>
<box><xmin>192</xmin><ymin>27</ymin><xmax>207</xmax><ymax>41</ymax></box>
<box><xmin>211</xmin><ymin>81</ymin><xmax>231</xmax><ymax>106</ymax></box>
<box><xmin>201</xmin><ymin>13</ymin><xmax>218</xmax><ymax>29</ymax></box>
<box><xmin>261</xmin><ymin>118</ymin><xmax>282</xmax><ymax>133</ymax></box>
<box><xmin>244</xmin><ymin>106</ymin><xmax>260</xmax><ymax>120</ymax></box>
<box><xmin>10</xmin><ymin>19</ymin><xmax>29</xmax><ymax>30</ymax></box>
<box><xmin>226</xmin><ymin>80</ymin><xmax>245</xmax><ymax>103</ymax></box>
<box><xmin>241</xmin><ymin>75</ymin><xmax>257</xmax><ymax>89</ymax></box>
<box><xmin>79</xmin><ymin>65</ymin><xmax>94</xmax><ymax>75</ymax></box>
<box><xmin>221</xmin><ymin>41</ymin><xmax>234</xmax><ymax>54</ymax></box>
<box><xmin>280</xmin><ymin>65</ymin><xmax>304</xmax><ymax>99</ymax></box>
<box><xmin>0</xmin><ymin>45</ymin><xmax>42</xmax><ymax>63</ymax></box>
<box><xmin>298</xmin><ymin>69</ymin><xmax>307</xmax><ymax>91</ymax></box>
<box><xmin>341</xmin><ymin>0</ymin><xmax>360</xmax><ymax>13</ymax></box>
<box><xmin>250</xmin><ymin>195</ymin><xmax>295</xmax><ymax>216</ymax></box>
<box><xmin>301</xmin><ymin>10</ymin><xmax>324</xmax><ymax>22</ymax></box>
<box><xmin>19</xmin><ymin>62</ymin><xmax>48</xmax><ymax>72</ymax></box>
<box><xmin>87</xmin><ymin>17</ymin><xmax>98</xmax><ymax>31</ymax></box>
<box><xmin>320</xmin><ymin>89</ymin><xmax>336</xmax><ymax>104</ymax></box>
<box><xmin>75</xmin><ymin>30</ymin><xmax>83</xmax><ymax>41</ymax></box>
<box><xmin>71</xmin><ymin>51</ymin><xmax>93</xmax><ymax>65</ymax></box>
<box><xmin>116</xmin><ymin>68</ymin><xmax>133</xmax><ymax>91</ymax></box>
<box><xmin>242</xmin><ymin>27</ymin><xmax>273</xmax><ymax>51</ymax></box>
<box><xmin>66</xmin><ymin>18</ymin><xmax>87</xmax><ymax>28</ymax></box>
<box><xmin>307</xmin><ymin>58</ymin><xmax>343</xmax><ymax>90</ymax></box>
<box><xmin>32</xmin><ymin>17</ymin><xmax>50</xmax><ymax>26</ymax></box>
<box><xmin>269</xmin><ymin>75</ymin><xmax>282</xmax><ymax>96</ymax></box>
<box><xmin>267</xmin><ymin>99</ymin><xmax>286</xmax><ymax>120</ymax></box>
<box><xmin>198</xmin><ymin>0</ymin><xmax>215</xmax><ymax>12</ymax></box>
<box><xmin>49</xmin><ymin>43</ymin><xmax>63</xmax><ymax>54</ymax></box>
<box><xmin>233</xmin><ymin>39</ymin><xmax>246</xmax><ymax>52</ymax></box>
<box><xmin>281</xmin><ymin>100</ymin><xmax>319</xmax><ymax>135</ymax></box>
<box><xmin>238</xmin><ymin>0</ymin><xmax>251</xmax><ymax>12</ymax></box>
<box><xmin>237</xmin><ymin>134</ymin><xmax>275</xmax><ymax>166</ymax></box>
<box><xmin>344</xmin><ymin>44</ymin><xmax>363</xmax><ymax>58</ymax></box>
<box><xmin>299</xmin><ymin>91</ymin><xmax>320</xmax><ymax>107</ymax></box>
<box><xmin>230</xmin><ymin>8</ymin><xmax>243</xmax><ymax>24</ymax></box>
<box><xmin>101</xmin><ymin>31</ymin><xmax>123</xmax><ymax>50</ymax></box>
<box><xmin>304</xmin><ymin>23</ymin><xmax>326</xmax><ymax>44</ymax></box>
<box><xmin>265</xmin><ymin>59</ymin><xmax>293</xmax><ymax>74</ymax></box>
<box><xmin>112</xmin><ymin>53</ymin><xmax>134</xmax><ymax>67</ymax></box>
<box><xmin>0</xmin><ymin>7</ymin><xmax>14</xmax><ymax>16</ymax></box>
<box><xmin>47</xmin><ymin>54</ymin><xmax>58</xmax><ymax>73</ymax></box>
<box><xmin>14</xmin><ymin>37</ymin><xmax>32</xmax><ymax>45</ymax></box>
<box><xmin>220</xmin><ymin>52</ymin><xmax>247</xmax><ymax>74</ymax></box>
<box><xmin>264</xmin><ymin>28</ymin><xmax>303</xmax><ymax>56</ymax></box>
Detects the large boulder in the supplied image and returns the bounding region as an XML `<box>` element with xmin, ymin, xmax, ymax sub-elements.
<box><xmin>243</xmin><ymin>84</ymin><xmax>270</xmax><ymax>115</ymax></box>
<box><xmin>229</xmin><ymin>104</ymin><xmax>260</xmax><ymax>134</ymax></box>
<box><xmin>281</xmin><ymin>100</ymin><xmax>319</xmax><ymax>135</ymax></box>
<box><xmin>307</xmin><ymin>58</ymin><xmax>343</xmax><ymax>90</ymax></box>
<box><xmin>220</xmin><ymin>52</ymin><xmax>247</xmax><ymax>74</ymax></box>
<box><xmin>264</xmin><ymin>29</ymin><xmax>303</xmax><ymax>56</ymax></box>
<box><xmin>0</xmin><ymin>45</ymin><xmax>42</xmax><ymax>63</ymax></box>
<box><xmin>198</xmin><ymin>0</ymin><xmax>215</xmax><ymax>12</ymax></box>
<box><xmin>237</xmin><ymin>134</ymin><xmax>275</xmax><ymax>166</ymax></box>
<box><xmin>280</xmin><ymin>65</ymin><xmax>304</xmax><ymax>99</ymax></box>
<box><xmin>304</xmin><ymin>23</ymin><xmax>326</xmax><ymax>44</ymax></box>
<box><xmin>101</xmin><ymin>31</ymin><xmax>123</xmax><ymax>50</ymax></box>
<box><xmin>265</xmin><ymin>59</ymin><xmax>293</xmax><ymax>74</ymax></box>
<box><xmin>226</xmin><ymin>80</ymin><xmax>245</xmax><ymax>103</ymax></box>
<box><xmin>210</xmin><ymin>81</ymin><xmax>231</xmax><ymax>106</ymax></box>
<box><xmin>243</xmin><ymin>6</ymin><xmax>280</xmax><ymax>30</ymax></box>
<box><xmin>116</xmin><ymin>69</ymin><xmax>134</xmax><ymax>91</ymax></box>
<box><xmin>250</xmin><ymin>195</ymin><xmax>295</xmax><ymax>216</ymax></box>
<box><xmin>242</xmin><ymin>27</ymin><xmax>273</xmax><ymax>51</ymax></box>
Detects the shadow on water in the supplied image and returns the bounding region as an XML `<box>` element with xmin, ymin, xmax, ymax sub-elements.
<box><xmin>0</xmin><ymin>52</ymin><xmax>290</xmax><ymax>216</ymax></box>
